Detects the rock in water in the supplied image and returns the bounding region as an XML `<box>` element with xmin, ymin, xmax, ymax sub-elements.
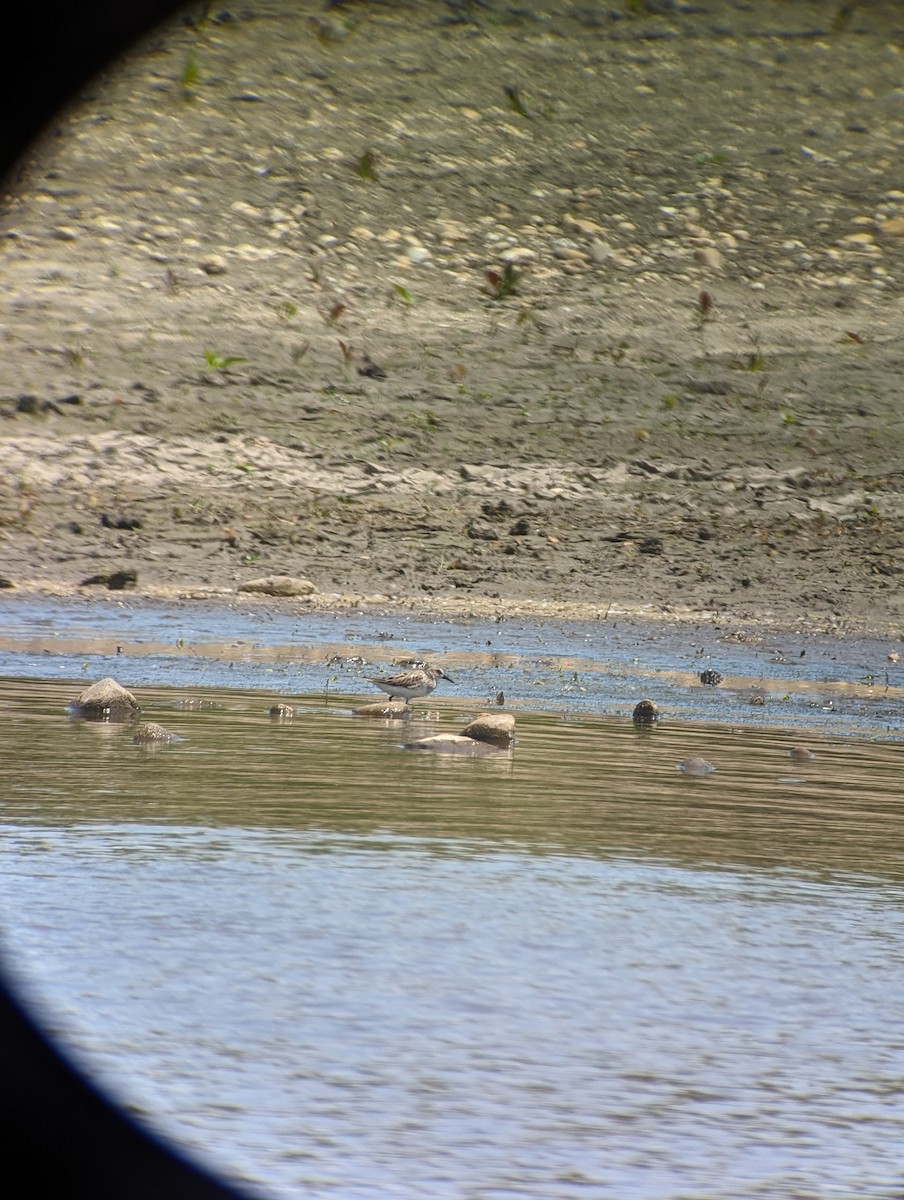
<box><xmin>404</xmin><ymin>734</ymin><xmax>501</xmax><ymax>755</ymax></box>
<box><xmin>70</xmin><ymin>677</ymin><xmax>140</xmax><ymax>721</ymax></box>
<box><xmin>459</xmin><ymin>712</ymin><xmax>516</xmax><ymax>747</ymax></box>
<box><xmin>632</xmin><ymin>699</ymin><xmax>660</xmax><ymax>725</ymax></box>
<box><xmin>354</xmin><ymin>701</ymin><xmax>412</xmax><ymax>720</ymax></box>
<box><xmin>132</xmin><ymin>722</ymin><xmax>179</xmax><ymax>745</ymax></box>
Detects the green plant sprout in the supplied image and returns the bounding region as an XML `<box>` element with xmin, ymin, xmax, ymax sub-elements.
<box><xmin>483</xmin><ymin>262</ymin><xmax>520</xmax><ymax>300</ymax></box>
<box><xmin>352</xmin><ymin>149</ymin><xmax>379</xmax><ymax>182</ymax></box>
<box><xmin>203</xmin><ymin>350</ymin><xmax>246</xmax><ymax>372</ymax></box>
<box><xmin>503</xmin><ymin>85</ymin><xmax>532</xmax><ymax>118</ymax></box>
<box><xmin>181</xmin><ymin>54</ymin><xmax>200</xmax><ymax>93</ymax></box>
<box><xmin>276</xmin><ymin>300</ymin><xmax>298</xmax><ymax>322</ymax></box>
<box><xmin>390</xmin><ymin>283</ymin><xmax>414</xmax><ymax>307</ymax></box>
<box><xmin>692</xmin><ymin>289</ymin><xmax>714</xmax><ymax>331</ymax></box>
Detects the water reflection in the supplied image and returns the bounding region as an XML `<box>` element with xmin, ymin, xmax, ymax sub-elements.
<box><xmin>1</xmin><ymin>677</ymin><xmax>904</xmax><ymax>1199</ymax></box>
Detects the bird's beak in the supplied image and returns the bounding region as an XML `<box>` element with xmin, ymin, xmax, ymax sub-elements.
<box><xmin>441</xmin><ymin>670</ymin><xmax>455</xmax><ymax>683</ymax></box>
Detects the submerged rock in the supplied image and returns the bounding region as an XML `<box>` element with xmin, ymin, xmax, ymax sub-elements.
<box><xmin>133</xmin><ymin>722</ymin><xmax>180</xmax><ymax>745</ymax></box>
<box><xmin>406</xmin><ymin>712</ymin><xmax>516</xmax><ymax>754</ymax></box>
<box><xmin>788</xmin><ymin>747</ymin><xmax>815</xmax><ymax>762</ymax></box>
<box><xmin>678</xmin><ymin>756</ymin><xmax>716</xmax><ymax>776</ymax></box>
<box><xmin>69</xmin><ymin>677</ymin><xmax>140</xmax><ymax>722</ymax></box>
<box><xmin>405</xmin><ymin>733</ymin><xmax>503</xmax><ymax>755</ymax></box>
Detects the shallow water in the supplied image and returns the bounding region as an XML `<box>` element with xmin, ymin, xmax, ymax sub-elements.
<box><xmin>2</xmin><ymin>673</ymin><xmax>904</xmax><ymax>1199</ymax></box>
<box><xmin>1</xmin><ymin>593</ymin><xmax>903</xmax><ymax>736</ymax></box>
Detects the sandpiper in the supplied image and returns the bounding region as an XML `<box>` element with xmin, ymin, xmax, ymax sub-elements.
<box><xmin>366</xmin><ymin>665</ymin><xmax>454</xmax><ymax>704</ymax></box>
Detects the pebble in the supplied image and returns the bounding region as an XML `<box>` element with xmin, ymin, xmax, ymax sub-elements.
<box><xmin>499</xmin><ymin>246</ymin><xmax>535</xmax><ymax>263</ymax></box>
<box><xmin>199</xmin><ymin>255</ymin><xmax>227</xmax><ymax>275</ymax></box>
<box><xmin>590</xmin><ymin>239</ymin><xmax>616</xmax><ymax>263</ymax></box>
<box><xmin>563</xmin><ymin>214</ymin><xmax>605</xmax><ymax>235</ymax></box>
<box><xmin>694</xmin><ymin>247</ymin><xmax>724</xmax><ymax>269</ymax></box>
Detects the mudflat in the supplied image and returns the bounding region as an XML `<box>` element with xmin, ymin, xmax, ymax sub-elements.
<box><xmin>2</xmin><ymin>0</ymin><xmax>903</xmax><ymax>636</ymax></box>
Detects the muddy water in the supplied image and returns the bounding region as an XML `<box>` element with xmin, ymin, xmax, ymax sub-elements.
<box><xmin>1</xmin><ymin>673</ymin><xmax>904</xmax><ymax>1200</ymax></box>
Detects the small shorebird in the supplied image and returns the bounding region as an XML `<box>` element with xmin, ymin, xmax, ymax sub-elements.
<box><xmin>366</xmin><ymin>665</ymin><xmax>454</xmax><ymax>704</ymax></box>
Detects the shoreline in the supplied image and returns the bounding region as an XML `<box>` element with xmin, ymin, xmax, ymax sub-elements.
<box><xmin>2</xmin><ymin>577</ymin><xmax>903</xmax><ymax>644</ymax></box>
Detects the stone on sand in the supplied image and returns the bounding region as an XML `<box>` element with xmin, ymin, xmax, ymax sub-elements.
<box><xmin>238</xmin><ymin>575</ymin><xmax>318</xmax><ymax>597</ymax></box>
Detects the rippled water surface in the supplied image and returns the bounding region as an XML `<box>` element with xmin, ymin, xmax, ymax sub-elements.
<box><xmin>2</xmin><ymin>672</ymin><xmax>904</xmax><ymax>1200</ymax></box>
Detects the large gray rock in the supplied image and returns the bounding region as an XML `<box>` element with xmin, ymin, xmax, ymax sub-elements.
<box><xmin>69</xmin><ymin>677</ymin><xmax>140</xmax><ymax>722</ymax></box>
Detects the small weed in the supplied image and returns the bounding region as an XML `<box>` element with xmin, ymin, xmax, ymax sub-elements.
<box><xmin>516</xmin><ymin>306</ymin><xmax>536</xmax><ymax>340</ymax></box>
<box><xmin>351</xmin><ymin>148</ymin><xmax>379</xmax><ymax>182</ymax></box>
<box><xmin>408</xmin><ymin>409</ymin><xmax>439</xmax><ymax>430</ymax></box>
<box><xmin>389</xmin><ymin>283</ymin><xmax>414</xmax><ymax>307</ymax></box>
<box><xmin>694</xmin><ymin>150</ymin><xmax>729</xmax><ymax>166</ymax></box>
<box><xmin>503</xmin><ymin>84</ymin><xmax>532</xmax><ymax>119</ymax></box>
<box><xmin>746</xmin><ymin>351</ymin><xmax>766</xmax><ymax>371</ymax></box>
<box><xmin>203</xmin><ymin>350</ymin><xmax>247</xmax><ymax>372</ymax></box>
<box><xmin>62</xmin><ymin>345</ymin><xmax>85</xmax><ymax>368</ymax></box>
<box><xmin>181</xmin><ymin>54</ymin><xmax>200</xmax><ymax>93</ymax></box>
<box><xmin>780</xmin><ymin>409</ymin><xmax>797</xmax><ymax>425</ymax></box>
<box><xmin>753</xmin><ymin>375</ymin><xmax>770</xmax><ymax>407</ymax></box>
<box><xmin>319</xmin><ymin>302</ymin><xmax>346</xmax><ymax>326</ymax></box>
<box><xmin>830</xmin><ymin>3</ymin><xmax>858</xmax><ymax>35</ymax></box>
<box><xmin>605</xmin><ymin>340</ymin><xmax>630</xmax><ymax>365</ymax></box>
<box><xmin>276</xmin><ymin>300</ymin><xmax>298</xmax><ymax>322</ymax></box>
<box><xmin>692</xmin><ymin>289</ymin><xmax>714</xmax><ymax>331</ymax></box>
<box><xmin>483</xmin><ymin>262</ymin><xmax>520</xmax><ymax>300</ymax></box>
<box><xmin>661</xmin><ymin>393</ymin><xmax>678</xmax><ymax>410</ymax></box>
